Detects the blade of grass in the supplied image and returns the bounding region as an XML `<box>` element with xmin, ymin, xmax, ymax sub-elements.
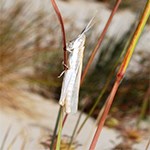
<box><xmin>67</xmin><ymin>111</ymin><xmax>83</xmax><ymax>150</ymax></box>
<box><xmin>50</xmin><ymin>0</ymin><xmax>68</xmax><ymax>149</ymax></box>
<box><xmin>77</xmin><ymin>70</ymin><xmax>116</xmax><ymax>136</ymax></box>
<box><xmin>0</xmin><ymin>125</ymin><xmax>11</xmax><ymax>150</ymax></box>
<box><xmin>20</xmin><ymin>131</ymin><xmax>27</xmax><ymax>150</ymax></box>
<box><xmin>96</xmin><ymin>24</ymin><xmax>136</xmax><ymax>125</ymax></box>
<box><xmin>80</xmin><ymin>0</ymin><xmax>122</xmax><ymax>84</ymax></box>
<box><xmin>50</xmin><ymin>107</ymin><xmax>62</xmax><ymax>150</ymax></box>
<box><xmin>89</xmin><ymin>1</ymin><xmax>150</xmax><ymax>149</ymax></box>
<box><xmin>56</xmin><ymin>107</ymin><xmax>63</xmax><ymax>150</ymax></box>
<box><xmin>145</xmin><ymin>138</ymin><xmax>150</xmax><ymax>150</ymax></box>
<box><xmin>8</xmin><ymin>129</ymin><xmax>27</xmax><ymax>150</ymax></box>
<box><xmin>62</xmin><ymin>113</ymin><xmax>68</xmax><ymax>127</ymax></box>
<box><xmin>137</xmin><ymin>86</ymin><xmax>150</xmax><ymax>126</ymax></box>
<box><xmin>50</xmin><ymin>0</ymin><xmax>67</xmax><ymax>66</ymax></box>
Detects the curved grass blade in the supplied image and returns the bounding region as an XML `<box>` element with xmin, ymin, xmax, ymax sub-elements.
<box><xmin>0</xmin><ymin>125</ymin><xmax>11</xmax><ymax>150</ymax></box>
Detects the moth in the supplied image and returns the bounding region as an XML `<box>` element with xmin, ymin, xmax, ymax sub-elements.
<box><xmin>59</xmin><ymin>18</ymin><xmax>94</xmax><ymax>113</ymax></box>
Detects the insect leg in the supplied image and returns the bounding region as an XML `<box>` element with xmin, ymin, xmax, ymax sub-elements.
<box><xmin>58</xmin><ymin>70</ymin><xmax>66</xmax><ymax>78</ymax></box>
<box><xmin>66</xmin><ymin>49</ymin><xmax>73</xmax><ymax>53</ymax></box>
<box><xmin>58</xmin><ymin>61</ymin><xmax>70</xmax><ymax>78</ymax></box>
<box><xmin>62</xmin><ymin>61</ymin><xmax>69</xmax><ymax>69</ymax></box>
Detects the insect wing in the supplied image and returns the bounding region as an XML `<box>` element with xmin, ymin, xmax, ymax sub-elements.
<box><xmin>70</xmin><ymin>61</ymin><xmax>82</xmax><ymax>113</ymax></box>
<box><xmin>59</xmin><ymin>69</ymin><xmax>72</xmax><ymax>106</ymax></box>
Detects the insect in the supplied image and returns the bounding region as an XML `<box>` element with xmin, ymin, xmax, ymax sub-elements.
<box><xmin>59</xmin><ymin>17</ymin><xmax>94</xmax><ymax>113</ymax></box>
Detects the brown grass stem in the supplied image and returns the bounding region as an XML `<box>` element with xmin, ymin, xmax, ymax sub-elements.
<box><xmin>51</xmin><ymin>0</ymin><xmax>68</xmax><ymax>68</ymax></box>
<box><xmin>62</xmin><ymin>114</ymin><xmax>68</xmax><ymax>127</ymax></box>
<box><xmin>50</xmin><ymin>0</ymin><xmax>68</xmax><ymax>149</ymax></box>
<box><xmin>80</xmin><ymin>0</ymin><xmax>122</xmax><ymax>84</ymax></box>
<box><xmin>89</xmin><ymin>78</ymin><xmax>120</xmax><ymax>150</ymax></box>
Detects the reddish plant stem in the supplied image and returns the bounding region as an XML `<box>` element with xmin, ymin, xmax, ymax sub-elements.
<box><xmin>62</xmin><ymin>114</ymin><xmax>68</xmax><ymax>127</ymax></box>
<box><xmin>89</xmin><ymin>77</ymin><xmax>121</xmax><ymax>150</ymax></box>
<box><xmin>51</xmin><ymin>0</ymin><xmax>68</xmax><ymax>68</ymax></box>
<box><xmin>62</xmin><ymin>0</ymin><xmax>122</xmax><ymax>127</ymax></box>
<box><xmin>50</xmin><ymin>1</ymin><xmax>68</xmax><ymax>149</ymax></box>
<box><xmin>51</xmin><ymin>0</ymin><xmax>68</xmax><ymax>132</ymax></box>
<box><xmin>80</xmin><ymin>0</ymin><xmax>122</xmax><ymax>84</ymax></box>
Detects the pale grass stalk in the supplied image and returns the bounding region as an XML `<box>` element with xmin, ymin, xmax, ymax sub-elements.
<box><xmin>145</xmin><ymin>138</ymin><xmax>150</xmax><ymax>150</ymax></box>
<box><xmin>0</xmin><ymin>125</ymin><xmax>11</xmax><ymax>150</ymax></box>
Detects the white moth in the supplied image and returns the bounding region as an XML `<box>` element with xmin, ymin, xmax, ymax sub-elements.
<box><xmin>59</xmin><ymin>18</ymin><xmax>94</xmax><ymax>113</ymax></box>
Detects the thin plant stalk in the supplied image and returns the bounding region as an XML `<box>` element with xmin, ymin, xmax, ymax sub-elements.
<box><xmin>63</xmin><ymin>0</ymin><xmax>122</xmax><ymax>131</ymax></box>
<box><xmin>77</xmin><ymin>69</ymin><xmax>116</xmax><ymax>136</ymax></box>
<box><xmin>80</xmin><ymin>0</ymin><xmax>122</xmax><ymax>84</ymax></box>
<box><xmin>56</xmin><ymin>107</ymin><xmax>63</xmax><ymax>150</ymax></box>
<box><xmin>20</xmin><ymin>132</ymin><xmax>27</xmax><ymax>150</ymax></box>
<box><xmin>50</xmin><ymin>107</ymin><xmax>62</xmax><ymax>149</ymax></box>
<box><xmin>50</xmin><ymin>0</ymin><xmax>67</xmax><ymax>149</ymax></box>
<box><xmin>89</xmin><ymin>1</ymin><xmax>150</xmax><ymax>149</ymax></box>
<box><xmin>96</xmin><ymin>26</ymin><xmax>135</xmax><ymax>125</ymax></box>
<box><xmin>145</xmin><ymin>138</ymin><xmax>150</xmax><ymax>150</ymax></box>
<box><xmin>0</xmin><ymin>125</ymin><xmax>11</xmax><ymax>150</ymax></box>
<box><xmin>50</xmin><ymin>0</ymin><xmax>67</xmax><ymax>66</ymax></box>
<box><xmin>68</xmin><ymin>111</ymin><xmax>83</xmax><ymax>150</ymax></box>
<box><xmin>8</xmin><ymin>129</ymin><xmax>25</xmax><ymax>150</ymax></box>
<box><xmin>137</xmin><ymin>86</ymin><xmax>150</xmax><ymax>126</ymax></box>
<box><xmin>62</xmin><ymin>113</ymin><xmax>68</xmax><ymax>127</ymax></box>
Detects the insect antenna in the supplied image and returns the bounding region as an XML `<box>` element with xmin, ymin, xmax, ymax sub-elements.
<box><xmin>81</xmin><ymin>15</ymin><xmax>96</xmax><ymax>35</ymax></box>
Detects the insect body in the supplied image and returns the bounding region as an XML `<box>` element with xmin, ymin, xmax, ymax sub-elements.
<box><xmin>59</xmin><ymin>18</ymin><xmax>94</xmax><ymax>113</ymax></box>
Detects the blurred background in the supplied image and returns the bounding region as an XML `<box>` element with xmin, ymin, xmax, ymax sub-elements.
<box><xmin>0</xmin><ymin>0</ymin><xmax>150</xmax><ymax>149</ymax></box>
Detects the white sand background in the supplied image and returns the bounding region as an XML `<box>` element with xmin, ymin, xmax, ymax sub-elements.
<box><xmin>0</xmin><ymin>91</ymin><xmax>149</xmax><ymax>150</ymax></box>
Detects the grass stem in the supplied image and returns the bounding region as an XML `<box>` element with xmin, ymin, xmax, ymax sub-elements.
<box><xmin>89</xmin><ymin>1</ymin><xmax>150</xmax><ymax>149</ymax></box>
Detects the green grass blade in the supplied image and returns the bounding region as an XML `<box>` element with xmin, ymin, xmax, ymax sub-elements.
<box><xmin>56</xmin><ymin>107</ymin><xmax>63</xmax><ymax>150</ymax></box>
<box><xmin>50</xmin><ymin>107</ymin><xmax>62</xmax><ymax>150</ymax></box>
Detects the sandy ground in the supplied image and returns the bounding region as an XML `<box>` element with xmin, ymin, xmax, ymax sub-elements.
<box><xmin>0</xmin><ymin>91</ymin><xmax>149</xmax><ymax>150</ymax></box>
<box><xmin>0</xmin><ymin>91</ymin><xmax>119</xmax><ymax>150</ymax></box>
